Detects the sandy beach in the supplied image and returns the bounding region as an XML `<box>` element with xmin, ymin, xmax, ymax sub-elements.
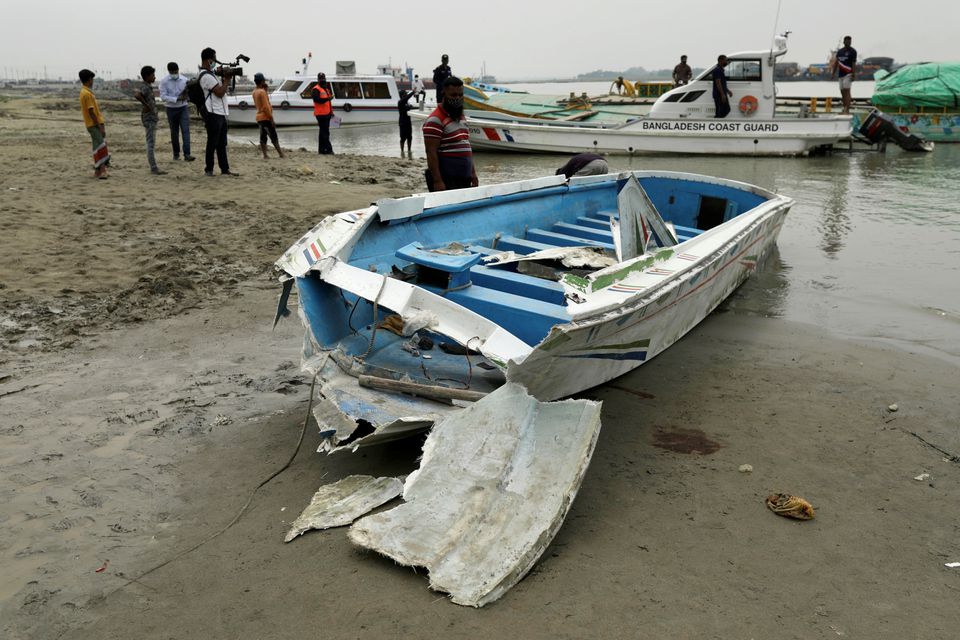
<box><xmin>2</xmin><ymin>94</ymin><xmax>959</xmax><ymax>639</ymax></box>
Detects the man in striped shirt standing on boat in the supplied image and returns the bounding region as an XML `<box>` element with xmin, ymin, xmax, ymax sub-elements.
<box><xmin>422</xmin><ymin>76</ymin><xmax>478</xmax><ymax>192</ymax></box>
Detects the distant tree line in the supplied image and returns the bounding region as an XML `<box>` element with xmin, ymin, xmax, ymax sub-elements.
<box><xmin>575</xmin><ymin>66</ymin><xmax>706</xmax><ymax>81</ymax></box>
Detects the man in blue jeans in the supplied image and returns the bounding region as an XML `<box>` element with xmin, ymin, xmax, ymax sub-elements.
<box><xmin>159</xmin><ymin>62</ymin><xmax>194</xmax><ymax>161</ymax></box>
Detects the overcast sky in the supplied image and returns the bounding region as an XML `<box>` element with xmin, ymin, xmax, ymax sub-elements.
<box><xmin>4</xmin><ymin>0</ymin><xmax>957</xmax><ymax>81</ymax></box>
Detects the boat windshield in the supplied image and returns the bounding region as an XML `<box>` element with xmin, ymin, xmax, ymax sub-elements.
<box><xmin>725</xmin><ymin>59</ymin><xmax>762</xmax><ymax>81</ymax></box>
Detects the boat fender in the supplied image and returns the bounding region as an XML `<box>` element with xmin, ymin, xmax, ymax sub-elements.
<box><xmin>280</xmin><ymin>100</ymin><xmax>290</xmax><ymax>109</ymax></box>
<box><xmin>237</xmin><ymin>100</ymin><xmax>248</xmax><ymax>109</ymax></box>
<box><xmin>343</xmin><ymin>103</ymin><xmax>353</xmax><ymax>113</ymax></box>
<box><xmin>739</xmin><ymin>95</ymin><xmax>759</xmax><ymax>116</ymax></box>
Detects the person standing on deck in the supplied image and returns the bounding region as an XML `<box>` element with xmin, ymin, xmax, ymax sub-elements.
<box><xmin>413</xmin><ymin>74</ymin><xmax>425</xmax><ymax>109</ymax></box>
<box><xmin>397</xmin><ymin>89</ymin><xmax>416</xmax><ymax>157</ymax></box>
<box><xmin>134</xmin><ymin>65</ymin><xmax>166</xmax><ymax>175</ymax></box>
<box><xmin>312</xmin><ymin>72</ymin><xmax>334</xmax><ymax>155</ymax></box>
<box><xmin>253</xmin><ymin>73</ymin><xmax>283</xmax><ymax>159</ymax></box>
<box><xmin>673</xmin><ymin>55</ymin><xmax>692</xmax><ymax>86</ymax></box>
<box><xmin>432</xmin><ymin>54</ymin><xmax>452</xmax><ymax>103</ymax></box>
<box><xmin>422</xmin><ymin>76</ymin><xmax>477</xmax><ymax>192</ymax></box>
<box><xmin>712</xmin><ymin>55</ymin><xmax>733</xmax><ymax>118</ymax></box>
<box><xmin>159</xmin><ymin>62</ymin><xmax>194</xmax><ymax>162</ymax></box>
<box><xmin>78</xmin><ymin>69</ymin><xmax>109</xmax><ymax>179</ymax></box>
<box><xmin>832</xmin><ymin>35</ymin><xmax>857</xmax><ymax>114</ymax></box>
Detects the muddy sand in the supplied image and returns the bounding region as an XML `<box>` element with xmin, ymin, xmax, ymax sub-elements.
<box><xmin>2</xmin><ymin>95</ymin><xmax>959</xmax><ymax>639</ymax></box>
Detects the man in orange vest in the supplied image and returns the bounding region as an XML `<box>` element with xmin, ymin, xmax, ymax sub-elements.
<box><xmin>312</xmin><ymin>72</ymin><xmax>334</xmax><ymax>154</ymax></box>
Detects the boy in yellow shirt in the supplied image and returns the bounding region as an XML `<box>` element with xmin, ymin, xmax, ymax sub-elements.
<box><xmin>79</xmin><ymin>69</ymin><xmax>109</xmax><ymax>179</ymax></box>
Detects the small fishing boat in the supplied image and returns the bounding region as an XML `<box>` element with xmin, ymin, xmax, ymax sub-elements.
<box><xmin>227</xmin><ymin>55</ymin><xmax>402</xmax><ymax>126</ymax></box>
<box><xmin>275</xmin><ymin>170</ymin><xmax>792</xmax><ymax>451</ymax></box>
<box><xmin>419</xmin><ymin>35</ymin><xmax>852</xmax><ymax>155</ymax></box>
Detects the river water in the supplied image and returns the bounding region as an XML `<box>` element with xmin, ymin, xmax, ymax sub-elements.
<box><xmin>232</xmin><ymin>80</ymin><xmax>960</xmax><ymax>364</ymax></box>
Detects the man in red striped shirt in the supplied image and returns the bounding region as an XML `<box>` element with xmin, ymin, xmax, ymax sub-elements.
<box><xmin>422</xmin><ymin>76</ymin><xmax>478</xmax><ymax>192</ymax></box>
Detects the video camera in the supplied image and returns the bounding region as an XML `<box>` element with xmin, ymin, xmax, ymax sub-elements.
<box><xmin>215</xmin><ymin>54</ymin><xmax>250</xmax><ymax>92</ymax></box>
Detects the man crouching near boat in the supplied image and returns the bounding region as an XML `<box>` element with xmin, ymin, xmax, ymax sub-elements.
<box><xmin>422</xmin><ymin>76</ymin><xmax>478</xmax><ymax>192</ymax></box>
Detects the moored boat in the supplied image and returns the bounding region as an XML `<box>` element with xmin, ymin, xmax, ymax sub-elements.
<box><xmin>275</xmin><ymin>170</ymin><xmax>793</xmax><ymax>451</ymax></box>
<box><xmin>227</xmin><ymin>56</ymin><xmax>402</xmax><ymax>126</ymax></box>
<box><xmin>417</xmin><ymin>35</ymin><xmax>852</xmax><ymax>155</ymax></box>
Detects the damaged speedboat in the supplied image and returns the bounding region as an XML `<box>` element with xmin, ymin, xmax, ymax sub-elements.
<box><xmin>275</xmin><ymin>170</ymin><xmax>793</xmax><ymax>451</ymax></box>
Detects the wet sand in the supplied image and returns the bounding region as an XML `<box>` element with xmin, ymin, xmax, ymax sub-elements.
<box><xmin>2</xmin><ymin>96</ymin><xmax>959</xmax><ymax>639</ymax></box>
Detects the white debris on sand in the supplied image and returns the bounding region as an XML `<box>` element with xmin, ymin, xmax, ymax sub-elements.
<box><xmin>285</xmin><ymin>475</ymin><xmax>403</xmax><ymax>543</ymax></box>
<box><xmin>348</xmin><ymin>382</ymin><xmax>603</xmax><ymax>607</ymax></box>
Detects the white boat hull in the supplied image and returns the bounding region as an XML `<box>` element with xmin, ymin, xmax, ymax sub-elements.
<box><xmin>508</xmin><ymin>203</ymin><xmax>787</xmax><ymax>398</ymax></box>
<box><xmin>227</xmin><ymin>101</ymin><xmax>396</xmax><ymax>126</ymax></box>
<box><xmin>456</xmin><ymin>115</ymin><xmax>852</xmax><ymax>156</ymax></box>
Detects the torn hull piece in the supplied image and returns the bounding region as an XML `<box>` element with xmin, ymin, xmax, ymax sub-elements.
<box><xmin>310</xmin><ymin>350</ymin><xmax>476</xmax><ymax>453</ymax></box>
<box><xmin>285</xmin><ymin>475</ymin><xmax>403</xmax><ymax>542</ymax></box>
<box><xmin>348</xmin><ymin>383</ymin><xmax>603</xmax><ymax>607</ymax></box>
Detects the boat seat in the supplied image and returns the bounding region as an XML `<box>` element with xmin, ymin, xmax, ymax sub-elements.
<box><xmin>469</xmin><ymin>265</ymin><xmax>566</xmax><ymax>305</ymax></box>
<box><xmin>466</xmin><ymin>244</ymin><xmax>504</xmax><ymax>257</ymax></box>
<box><xmin>673</xmin><ymin>224</ymin><xmax>704</xmax><ymax>237</ymax></box>
<box><xmin>445</xmin><ymin>285</ymin><xmax>569</xmax><ymax>347</ymax></box>
<box><xmin>586</xmin><ymin>209</ymin><xmax>619</xmax><ymax>222</ymax></box>
<box><xmin>551</xmin><ymin>222</ymin><xmax>614</xmax><ymax>243</ymax></box>
<box><xmin>396</xmin><ymin>241</ymin><xmax>482</xmax><ymax>289</ymax></box>
<box><xmin>526</xmin><ymin>228</ymin><xmax>615</xmax><ymax>251</ymax></box>
<box><xmin>495</xmin><ymin>235</ymin><xmax>560</xmax><ymax>255</ymax></box>
<box><xmin>576</xmin><ymin>215</ymin><xmax>613</xmax><ymax>230</ymax></box>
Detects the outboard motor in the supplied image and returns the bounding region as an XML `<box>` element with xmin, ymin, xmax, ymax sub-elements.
<box><xmin>859</xmin><ymin>109</ymin><xmax>934</xmax><ymax>152</ymax></box>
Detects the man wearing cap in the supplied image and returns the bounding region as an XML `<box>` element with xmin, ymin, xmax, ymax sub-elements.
<box><xmin>312</xmin><ymin>72</ymin><xmax>334</xmax><ymax>154</ymax></box>
<box><xmin>78</xmin><ymin>69</ymin><xmax>109</xmax><ymax>178</ymax></box>
<box><xmin>253</xmin><ymin>73</ymin><xmax>283</xmax><ymax>159</ymax></box>
<box><xmin>432</xmin><ymin>54</ymin><xmax>452</xmax><ymax>103</ymax></box>
<box><xmin>159</xmin><ymin>62</ymin><xmax>194</xmax><ymax>161</ymax></box>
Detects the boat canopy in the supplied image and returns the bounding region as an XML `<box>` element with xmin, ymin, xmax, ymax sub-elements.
<box><xmin>872</xmin><ymin>63</ymin><xmax>960</xmax><ymax>109</ymax></box>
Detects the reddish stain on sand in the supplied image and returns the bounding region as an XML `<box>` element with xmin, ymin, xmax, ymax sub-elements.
<box><xmin>653</xmin><ymin>428</ymin><xmax>722</xmax><ymax>455</ymax></box>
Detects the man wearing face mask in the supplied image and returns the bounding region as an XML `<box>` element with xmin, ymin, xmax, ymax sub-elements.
<box><xmin>199</xmin><ymin>47</ymin><xmax>238</xmax><ymax>176</ymax></box>
<box><xmin>312</xmin><ymin>72</ymin><xmax>334</xmax><ymax>155</ymax></box>
<box><xmin>159</xmin><ymin>62</ymin><xmax>194</xmax><ymax>161</ymax></box>
<box><xmin>422</xmin><ymin>76</ymin><xmax>477</xmax><ymax>192</ymax></box>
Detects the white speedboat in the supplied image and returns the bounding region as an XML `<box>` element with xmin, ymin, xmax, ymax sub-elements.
<box><xmin>416</xmin><ymin>35</ymin><xmax>852</xmax><ymax>156</ymax></box>
<box><xmin>227</xmin><ymin>57</ymin><xmax>402</xmax><ymax>126</ymax></box>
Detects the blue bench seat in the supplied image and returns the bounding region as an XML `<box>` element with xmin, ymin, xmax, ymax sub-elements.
<box><xmin>552</xmin><ymin>222</ymin><xmax>614</xmax><ymax>243</ymax></box>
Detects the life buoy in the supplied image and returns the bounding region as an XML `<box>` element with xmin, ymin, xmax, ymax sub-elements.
<box><xmin>343</xmin><ymin>103</ymin><xmax>353</xmax><ymax>113</ymax></box>
<box><xmin>280</xmin><ymin>100</ymin><xmax>290</xmax><ymax>109</ymax></box>
<box><xmin>739</xmin><ymin>95</ymin><xmax>759</xmax><ymax>116</ymax></box>
<box><xmin>237</xmin><ymin>101</ymin><xmax>248</xmax><ymax>110</ymax></box>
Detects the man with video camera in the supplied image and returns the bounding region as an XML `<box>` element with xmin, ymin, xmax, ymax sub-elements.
<box><xmin>199</xmin><ymin>47</ymin><xmax>239</xmax><ymax>176</ymax></box>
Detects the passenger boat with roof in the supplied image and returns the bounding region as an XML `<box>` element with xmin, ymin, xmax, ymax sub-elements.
<box><xmin>425</xmin><ymin>35</ymin><xmax>852</xmax><ymax>155</ymax></box>
<box><xmin>227</xmin><ymin>55</ymin><xmax>402</xmax><ymax>126</ymax></box>
<box><xmin>275</xmin><ymin>170</ymin><xmax>792</xmax><ymax>452</ymax></box>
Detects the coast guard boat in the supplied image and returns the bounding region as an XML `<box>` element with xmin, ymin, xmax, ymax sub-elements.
<box><xmin>425</xmin><ymin>35</ymin><xmax>852</xmax><ymax>156</ymax></box>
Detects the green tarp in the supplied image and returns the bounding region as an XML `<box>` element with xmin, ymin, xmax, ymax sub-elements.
<box><xmin>872</xmin><ymin>63</ymin><xmax>960</xmax><ymax>109</ymax></box>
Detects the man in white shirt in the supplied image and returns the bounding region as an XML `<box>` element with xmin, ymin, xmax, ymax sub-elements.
<box><xmin>158</xmin><ymin>62</ymin><xmax>194</xmax><ymax>161</ymax></box>
<box><xmin>413</xmin><ymin>74</ymin><xmax>425</xmax><ymax>109</ymax></box>
<box><xmin>199</xmin><ymin>47</ymin><xmax>238</xmax><ymax>176</ymax></box>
